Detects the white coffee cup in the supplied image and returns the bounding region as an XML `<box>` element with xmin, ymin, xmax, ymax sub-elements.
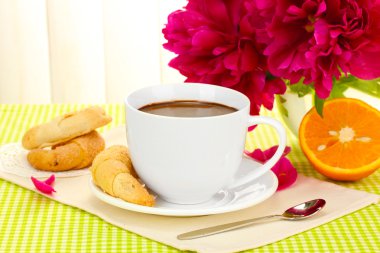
<box><xmin>125</xmin><ymin>83</ymin><xmax>286</xmax><ymax>204</ymax></box>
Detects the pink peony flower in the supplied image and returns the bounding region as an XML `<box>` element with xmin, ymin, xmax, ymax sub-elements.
<box><xmin>245</xmin><ymin>146</ymin><xmax>297</xmax><ymax>191</ymax></box>
<box><xmin>264</xmin><ymin>0</ymin><xmax>380</xmax><ymax>99</ymax></box>
<box><xmin>163</xmin><ymin>0</ymin><xmax>286</xmax><ymax>115</ymax></box>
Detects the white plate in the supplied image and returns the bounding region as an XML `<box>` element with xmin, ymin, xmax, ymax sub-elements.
<box><xmin>89</xmin><ymin>157</ymin><xmax>278</xmax><ymax>217</ymax></box>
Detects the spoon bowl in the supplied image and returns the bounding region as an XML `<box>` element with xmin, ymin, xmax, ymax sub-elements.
<box><xmin>177</xmin><ymin>198</ymin><xmax>326</xmax><ymax>240</ymax></box>
<box><xmin>282</xmin><ymin>199</ymin><xmax>326</xmax><ymax>220</ymax></box>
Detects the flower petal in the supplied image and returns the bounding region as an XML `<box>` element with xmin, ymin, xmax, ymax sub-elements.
<box><xmin>245</xmin><ymin>148</ymin><xmax>268</xmax><ymax>162</ymax></box>
<box><xmin>245</xmin><ymin>145</ymin><xmax>297</xmax><ymax>191</ymax></box>
<box><xmin>262</xmin><ymin>145</ymin><xmax>291</xmax><ymax>158</ymax></box>
<box><xmin>247</xmin><ymin>125</ymin><xmax>257</xmax><ymax>132</ymax></box>
<box><xmin>44</xmin><ymin>174</ymin><xmax>55</xmax><ymax>185</ymax></box>
<box><xmin>31</xmin><ymin>177</ymin><xmax>56</xmax><ymax>194</ymax></box>
<box><xmin>271</xmin><ymin>157</ymin><xmax>298</xmax><ymax>191</ymax></box>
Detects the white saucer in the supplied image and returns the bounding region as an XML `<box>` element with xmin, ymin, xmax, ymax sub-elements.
<box><xmin>89</xmin><ymin>157</ymin><xmax>278</xmax><ymax>217</ymax></box>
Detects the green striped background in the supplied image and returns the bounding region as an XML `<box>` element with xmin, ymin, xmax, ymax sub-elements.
<box><xmin>0</xmin><ymin>104</ymin><xmax>379</xmax><ymax>253</ymax></box>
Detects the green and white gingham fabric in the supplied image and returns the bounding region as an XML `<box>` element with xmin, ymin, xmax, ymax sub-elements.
<box><xmin>0</xmin><ymin>104</ymin><xmax>379</xmax><ymax>253</ymax></box>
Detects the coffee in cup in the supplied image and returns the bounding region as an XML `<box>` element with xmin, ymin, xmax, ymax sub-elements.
<box><xmin>139</xmin><ymin>100</ymin><xmax>237</xmax><ymax>117</ymax></box>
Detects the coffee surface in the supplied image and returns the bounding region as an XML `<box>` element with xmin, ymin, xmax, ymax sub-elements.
<box><xmin>139</xmin><ymin>100</ymin><xmax>237</xmax><ymax>117</ymax></box>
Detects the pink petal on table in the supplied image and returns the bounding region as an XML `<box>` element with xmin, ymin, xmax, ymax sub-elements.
<box><xmin>245</xmin><ymin>145</ymin><xmax>297</xmax><ymax>191</ymax></box>
<box><xmin>271</xmin><ymin>157</ymin><xmax>298</xmax><ymax>191</ymax></box>
<box><xmin>43</xmin><ymin>174</ymin><xmax>55</xmax><ymax>185</ymax></box>
<box><xmin>245</xmin><ymin>148</ymin><xmax>267</xmax><ymax>163</ymax></box>
<box><xmin>262</xmin><ymin>145</ymin><xmax>291</xmax><ymax>159</ymax></box>
<box><xmin>244</xmin><ymin>145</ymin><xmax>291</xmax><ymax>162</ymax></box>
<box><xmin>248</xmin><ymin>125</ymin><xmax>257</xmax><ymax>132</ymax></box>
<box><xmin>31</xmin><ymin>177</ymin><xmax>56</xmax><ymax>194</ymax></box>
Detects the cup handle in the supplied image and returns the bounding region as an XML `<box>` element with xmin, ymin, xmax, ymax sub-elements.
<box><xmin>228</xmin><ymin>116</ymin><xmax>287</xmax><ymax>188</ymax></box>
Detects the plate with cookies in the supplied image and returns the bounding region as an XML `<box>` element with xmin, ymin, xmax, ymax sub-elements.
<box><xmin>0</xmin><ymin>106</ymin><xmax>112</xmax><ymax>178</ymax></box>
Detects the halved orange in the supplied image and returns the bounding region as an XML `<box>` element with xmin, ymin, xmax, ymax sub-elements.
<box><xmin>299</xmin><ymin>98</ymin><xmax>380</xmax><ymax>181</ymax></box>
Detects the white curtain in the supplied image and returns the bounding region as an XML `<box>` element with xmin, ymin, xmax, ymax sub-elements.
<box><xmin>0</xmin><ymin>0</ymin><xmax>186</xmax><ymax>104</ymax></box>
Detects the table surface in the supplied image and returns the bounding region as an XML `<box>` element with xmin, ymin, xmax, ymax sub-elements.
<box><xmin>0</xmin><ymin>104</ymin><xmax>379</xmax><ymax>253</ymax></box>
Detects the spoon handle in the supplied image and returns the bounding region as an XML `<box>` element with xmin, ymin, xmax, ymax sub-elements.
<box><xmin>177</xmin><ymin>214</ymin><xmax>281</xmax><ymax>240</ymax></box>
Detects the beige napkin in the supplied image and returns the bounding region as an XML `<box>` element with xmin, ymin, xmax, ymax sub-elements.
<box><xmin>1</xmin><ymin>127</ymin><xmax>379</xmax><ymax>253</ymax></box>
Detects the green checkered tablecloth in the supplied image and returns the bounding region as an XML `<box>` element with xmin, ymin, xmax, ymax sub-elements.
<box><xmin>0</xmin><ymin>104</ymin><xmax>379</xmax><ymax>252</ymax></box>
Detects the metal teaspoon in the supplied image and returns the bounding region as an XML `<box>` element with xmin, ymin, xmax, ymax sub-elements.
<box><xmin>177</xmin><ymin>198</ymin><xmax>326</xmax><ymax>240</ymax></box>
